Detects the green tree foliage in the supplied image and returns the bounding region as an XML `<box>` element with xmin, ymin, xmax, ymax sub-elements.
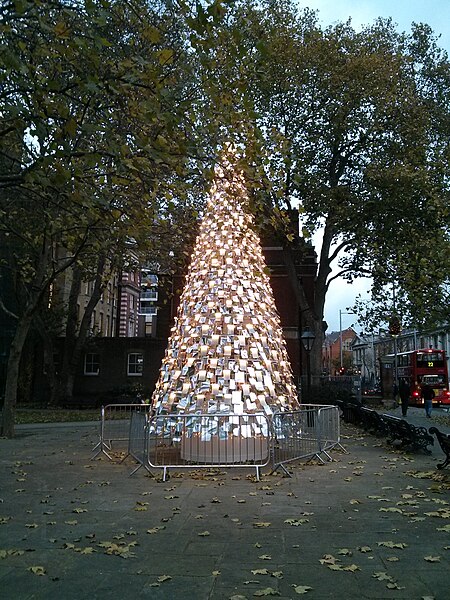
<box><xmin>0</xmin><ymin>0</ymin><xmax>227</xmax><ymax>436</ymax></box>
<box><xmin>199</xmin><ymin>0</ymin><xmax>450</xmax><ymax>357</ymax></box>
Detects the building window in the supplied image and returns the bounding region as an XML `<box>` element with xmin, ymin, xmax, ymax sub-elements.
<box><xmin>128</xmin><ymin>353</ymin><xmax>143</xmax><ymax>376</ymax></box>
<box><xmin>84</xmin><ymin>353</ymin><xmax>100</xmax><ymax>375</ymax></box>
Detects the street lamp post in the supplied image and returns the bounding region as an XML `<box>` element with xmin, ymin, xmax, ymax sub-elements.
<box><xmin>301</xmin><ymin>329</ymin><xmax>316</xmax><ymax>399</ymax></box>
<box><xmin>356</xmin><ymin>362</ymin><xmax>362</xmax><ymax>402</ymax></box>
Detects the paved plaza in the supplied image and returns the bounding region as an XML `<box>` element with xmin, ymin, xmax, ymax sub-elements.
<box><xmin>0</xmin><ymin>407</ymin><xmax>449</xmax><ymax>599</ymax></box>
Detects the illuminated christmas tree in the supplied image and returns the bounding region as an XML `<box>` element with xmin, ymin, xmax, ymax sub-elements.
<box><xmin>151</xmin><ymin>154</ymin><xmax>299</xmax><ymax>420</ymax></box>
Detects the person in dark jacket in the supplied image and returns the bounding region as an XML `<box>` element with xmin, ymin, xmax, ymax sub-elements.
<box><xmin>421</xmin><ymin>384</ymin><xmax>435</xmax><ymax>418</ymax></box>
<box><xmin>398</xmin><ymin>379</ymin><xmax>410</xmax><ymax>417</ymax></box>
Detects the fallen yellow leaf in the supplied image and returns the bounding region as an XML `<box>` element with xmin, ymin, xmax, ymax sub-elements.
<box><xmin>147</xmin><ymin>527</ymin><xmax>165</xmax><ymax>534</ymax></box>
<box><xmin>253</xmin><ymin>587</ymin><xmax>281</xmax><ymax>596</ymax></box>
<box><xmin>271</xmin><ymin>571</ymin><xmax>283</xmax><ymax>579</ymax></box>
<box><xmin>377</xmin><ymin>541</ymin><xmax>408</xmax><ymax>549</ymax></box>
<box><xmin>292</xmin><ymin>585</ymin><xmax>313</xmax><ymax>595</ymax></box>
<box><xmin>0</xmin><ymin>549</ymin><xmax>25</xmax><ymax>558</ymax></box>
<box><xmin>251</xmin><ymin>568</ymin><xmax>271</xmax><ymax>575</ymax></box>
<box><xmin>327</xmin><ymin>564</ymin><xmax>360</xmax><ymax>572</ymax></box>
<box><xmin>319</xmin><ymin>554</ymin><xmax>338</xmax><ymax>565</ymax></box>
<box><xmin>79</xmin><ymin>547</ymin><xmax>95</xmax><ymax>555</ymax></box>
<box><xmin>284</xmin><ymin>518</ymin><xmax>309</xmax><ymax>526</ymax></box>
<box><xmin>373</xmin><ymin>572</ymin><xmax>394</xmax><ymax>582</ymax></box>
<box><xmin>0</xmin><ymin>517</ymin><xmax>12</xmax><ymax>524</ymax></box>
<box><xmin>28</xmin><ymin>566</ymin><xmax>46</xmax><ymax>576</ymax></box>
<box><xmin>386</xmin><ymin>582</ymin><xmax>405</xmax><ymax>590</ymax></box>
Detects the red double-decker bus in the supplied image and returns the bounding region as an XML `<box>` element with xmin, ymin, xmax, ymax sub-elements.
<box><xmin>380</xmin><ymin>348</ymin><xmax>450</xmax><ymax>406</ymax></box>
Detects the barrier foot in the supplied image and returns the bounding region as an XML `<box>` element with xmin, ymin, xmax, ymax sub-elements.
<box><xmin>120</xmin><ymin>452</ymin><xmax>131</xmax><ymax>464</ymax></box>
<box><xmin>91</xmin><ymin>445</ymin><xmax>113</xmax><ymax>461</ymax></box>
<box><xmin>321</xmin><ymin>450</ymin><xmax>334</xmax><ymax>462</ymax></box>
<box><xmin>143</xmin><ymin>464</ymin><xmax>155</xmax><ymax>477</ymax></box>
<box><xmin>309</xmin><ymin>453</ymin><xmax>326</xmax><ymax>464</ymax></box>
<box><xmin>162</xmin><ymin>466</ymin><xmax>169</xmax><ymax>482</ymax></box>
<box><xmin>255</xmin><ymin>466</ymin><xmax>261</xmax><ymax>481</ymax></box>
<box><xmin>129</xmin><ymin>462</ymin><xmax>142</xmax><ymax>476</ymax></box>
<box><xmin>335</xmin><ymin>442</ymin><xmax>348</xmax><ymax>454</ymax></box>
<box><xmin>271</xmin><ymin>463</ymin><xmax>293</xmax><ymax>478</ymax></box>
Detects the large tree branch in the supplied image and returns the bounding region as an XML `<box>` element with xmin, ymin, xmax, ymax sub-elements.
<box><xmin>0</xmin><ymin>297</ymin><xmax>19</xmax><ymax>320</ymax></box>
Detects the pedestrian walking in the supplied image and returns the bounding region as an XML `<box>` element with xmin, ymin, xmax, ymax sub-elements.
<box><xmin>399</xmin><ymin>379</ymin><xmax>410</xmax><ymax>417</ymax></box>
<box><xmin>421</xmin><ymin>383</ymin><xmax>435</xmax><ymax>418</ymax></box>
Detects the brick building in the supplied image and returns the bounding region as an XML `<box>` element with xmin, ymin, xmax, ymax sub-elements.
<box><xmin>27</xmin><ymin>211</ymin><xmax>318</xmax><ymax>405</ymax></box>
<box><xmin>322</xmin><ymin>327</ymin><xmax>357</xmax><ymax>375</ymax></box>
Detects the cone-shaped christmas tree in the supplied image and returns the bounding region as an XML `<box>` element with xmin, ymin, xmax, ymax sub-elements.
<box><xmin>151</xmin><ymin>154</ymin><xmax>299</xmax><ymax>419</ymax></box>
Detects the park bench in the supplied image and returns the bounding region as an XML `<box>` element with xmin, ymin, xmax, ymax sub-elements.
<box><xmin>336</xmin><ymin>400</ymin><xmax>363</xmax><ymax>425</ymax></box>
<box><xmin>382</xmin><ymin>414</ymin><xmax>434</xmax><ymax>454</ymax></box>
<box><xmin>360</xmin><ymin>407</ymin><xmax>389</xmax><ymax>437</ymax></box>
<box><xmin>429</xmin><ymin>427</ymin><xmax>450</xmax><ymax>469</ymax></box>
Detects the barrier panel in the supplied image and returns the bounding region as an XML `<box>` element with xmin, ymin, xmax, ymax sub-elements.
<box><xmin>91</xmin><ymin>404</ymin><xmax>150</xmax><ymax>460</ymax></box>
<box><xmin>271</xmin><ymin>405</ymin><xmax>345</xmax><ymax>476</ymax></box>
<box><xmin>146</xmin><ymin>412</ymin><xmax>271</xmax><ymax>481</ymax></box>
<box><xmin>316</xmin><ymin>405</ymin><xmax>345</xmax><ymax>458</ymax></box>
<box><xmin>128</xmin><ymin>411</ymin><xmax>153</xmax><ymax>475</ymax></box>
<box><xmin>94</xmin><ymin>404</ymin><xmax>345</xmax><ymax>479</ymax></box>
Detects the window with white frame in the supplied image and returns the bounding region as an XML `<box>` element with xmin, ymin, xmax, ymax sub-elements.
<box><xmin>127</xmin><ymin>353</ymin><xmax>143</xmax><ymax>376</ymax></box>
<box><xmin>84</xmin><ymin>353</ymin><xmax>100</xmax><ymax>375</ymax></box>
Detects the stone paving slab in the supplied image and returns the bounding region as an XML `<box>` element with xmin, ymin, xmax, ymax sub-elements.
<box><xmin>0</xmin><ymin>414</ymin><xmax>449</xmax><ymax>600</ymax></box>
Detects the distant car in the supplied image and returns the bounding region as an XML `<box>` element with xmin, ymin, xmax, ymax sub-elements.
<box><xmin>363</xmin><ymin>387</ymin><xmax>382</xmax><ymax>397</ymax></box>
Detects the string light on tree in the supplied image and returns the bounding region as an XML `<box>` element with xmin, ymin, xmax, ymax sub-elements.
<box><xmin>151</xmin><ymin>150</ymin><xmax>299</xmax><ymax>422</ymax></box>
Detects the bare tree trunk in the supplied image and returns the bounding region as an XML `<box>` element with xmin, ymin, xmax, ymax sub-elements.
<box><xmin>1</xmin><ymin>239</ymin><xmax>53</xmax><ymax>437</ymax></box>
<box><xmin>57</xmin><ymin>255</ymin><xmax>107</xmax><ymax>404</ymax></box>
<box><xmin>1</xmin><ymin>311</ymin><xmax>33</xmax><ymax>437</ymax></box>
<box><xmin>56</xmin><ymin>266</ymin><xmax>82</xmax><ymax>405</ymax></box>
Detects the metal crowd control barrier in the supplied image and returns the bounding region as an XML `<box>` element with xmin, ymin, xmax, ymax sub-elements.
<box><xmin>127</xmin><ymin>411</ymin><xmax>154</xmax><ymax>476</ymax></box>
<box><xmin>317</xmin><ymin>404</ymin><xmax>346</xmax><ymax>458</ymax></box>
<box><xmin>271</xmin><ymin>405</ymin><xmax>346</xmax><ymax>476</ymax></box>
<box><xmin>91</xmin><ymin>404</ymin><xmax>150</xmax><ymax>460</ymax></box>
<box><xmin>95</xmin><ymin>405</ymin><xmax>345</xmax><ymax>480</ymax></box>
<box><xmin>145</xmin><ymin>412</ymin><xmax>271</xmax><ymax>482</ymax></box>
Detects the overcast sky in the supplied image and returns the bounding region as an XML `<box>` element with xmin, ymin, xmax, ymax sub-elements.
<box><xmin>302</xmin><ymin>0</ymin><xmax>450</xmax><ymax>51</ymax></box>
<box><xmin>300</xmin><ymin>1</ymin><xmax>449</xmax><ymax>332</ymax></box>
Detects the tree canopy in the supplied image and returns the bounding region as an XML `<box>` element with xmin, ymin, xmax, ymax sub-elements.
<box><xmin>198</xmin><ymin>0</ymin><xmax>450</xmax><ymax>335</ymax></box>
<box><xmin>0</xmin><ymin>0</ymin><xmax>227</xmax><ymax>435</ymax></box>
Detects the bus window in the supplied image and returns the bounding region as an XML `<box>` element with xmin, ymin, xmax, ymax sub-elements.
<box><xmin>416</xmin><ymin>353</ymin><xmax>445</xmax><ymax>367</ymax></box>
